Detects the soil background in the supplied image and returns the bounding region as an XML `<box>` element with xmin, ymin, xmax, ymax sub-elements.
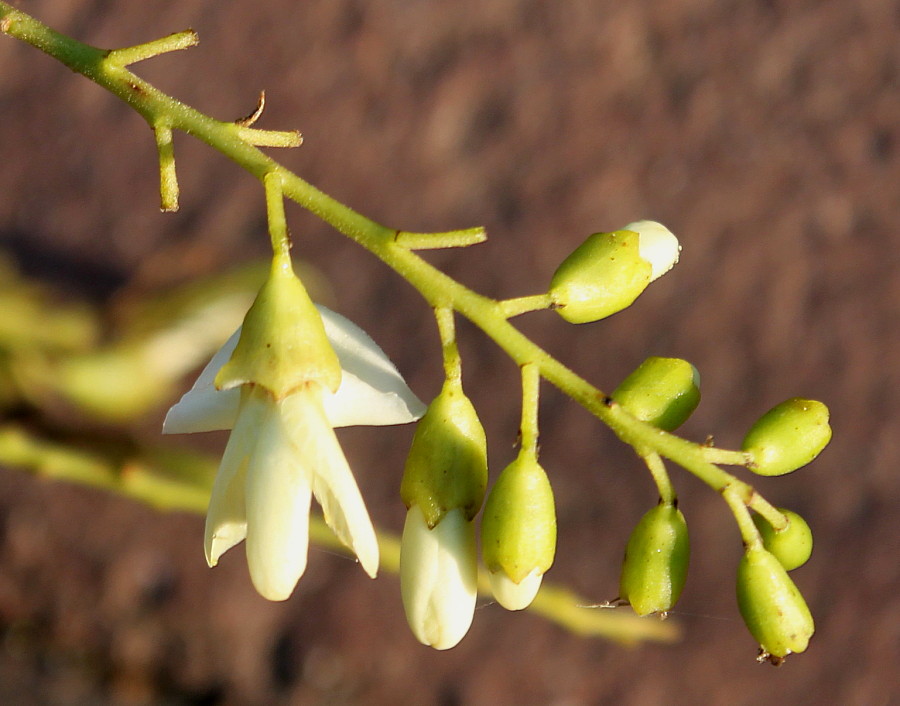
<box><xmin>2</xmin><ymin>1</ymin><xmax>899</xmax><ymax>704</ymax></box>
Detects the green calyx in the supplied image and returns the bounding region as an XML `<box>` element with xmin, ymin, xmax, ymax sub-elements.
<box><xmin>481</xmin><ymin>452</ymin><xmax>557</xmax><ymax>584</ymax></box>
<box><xmin>742</xmin><ymin>398</ymin><xmax>832</xmax><ymax>476</ymax></box>
<box><xmin>736</xmin><ymin>545</ymin><xmax>814</xmax><ymax>660</ymax></box>
<box><xmin>400</xmin><ymin>378</ymin><xmax>488</xmax><ymax>527</ymax></box>
<box><xmin>549</xmin><ymin>230</ymin><xmax>652</xmax><ymax>324</ymax></box>
<box><xmin>612</xmin><ymin>357</ymin><xmax>701</xmax><ymax>431</ymax></box>
<box><xmin>619</xmin><ymin>501</ymin><xmax>690</xmax><ymax>616</ymax></box>
<box><xmin>752</xmin><ymin>508</ymin><xmax>813</xmax><ymax>571</ymax></box>
<box><xmin>214</xmin><ymin>256</ymin><xmax>341</xmax><ymax>399</ymax></box>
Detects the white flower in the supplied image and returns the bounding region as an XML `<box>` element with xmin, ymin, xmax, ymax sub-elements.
<box><xmin>400</xmin><ymin>506</ymin><xmax>477</xmax><ymax>650</ymax></box>
<box><xmin>164</xmin><ymin>306</ymin><xmax>425</xmax><ymax>601</ymax></box>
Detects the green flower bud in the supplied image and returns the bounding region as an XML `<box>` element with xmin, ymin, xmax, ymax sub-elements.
<box><xmin>481</xmin><ymin>453</ymin><xmax>557</xmax><ymax>610</ymax></box>
<box><xmin>400</xmin><ymin>379</ymin><xmax>488</xmax><ymax>527</ymax></box>
<box><xmin>742</xmin><ymin>398</ymin><xmax>832</xmax><ymax>476</ymax></box>
<box><xmin>619</xmin><ymin>502</ymin><xmax>690</xmax><ymax>616</ymax></box>
<box><xmin>612</xmin><ymin>357</ymin><xmax>701</xmax><ymax>431</ymax></box>
<box><xmin>549</xmin><ymin>222</ymin><xmax>680</xmax><ymax>324</ymax></box>
<box><xmin>215</xmin><ymin>257</ymin><xmax>341</xmax><ymax>399</ymax></box>
<box><xmin>736</xmin><ymin>546</ymin><xmax>815</xmax><ymax>661</ymax></box>
<box><xmin>752</xmin><ymin>509</ymin><xmax>813</xmax><ymax>571</ymax></box>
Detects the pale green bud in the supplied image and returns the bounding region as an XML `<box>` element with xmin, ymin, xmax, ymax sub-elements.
<box><xmin>752</xmin><ymin>509</ymin><xmax>813</xmax><ymax>571</ymax></box>
<box><xmin>481</xmin><ymin>453</ymin><xmax>557</xmax><ymax>610</ymax></box>
<box><xmin>612</xmin><ymin>357</ymin><xmax>700</xmax><ymax>431</ymax></box>
<box><xmin>215</xmin><ymin>257</ymin><xmax>341</xmax><ymax>398</ymax></box>
<box><xmin>619</xmin><ymin>502</ymin><xmax>690</xmax><ymax>616</ymax></box>
<box><xmin>736</xmin><ymin>546</ymin><xmax>815</xmax><ymax>661</ymax></box>
<box><xmin>400</xmin><ymin>379</ymin><xmax>488</xmax><ymax>527</ymax></box>
<box><xmin>549</xmin><ymin>222</ymin><xmax>679</xmax><ymax>324</ymax></box>
<box><xmin>742</xmin><ymin>399</ymin><xmax>832</xmax><ymax>476</ymax></box>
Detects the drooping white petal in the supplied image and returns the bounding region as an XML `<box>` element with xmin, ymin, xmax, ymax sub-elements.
<box><xmin>316</xmin><ymin>306</ymin><xmax>426</xmax><ymax>426</ymax></box>
<box><xmin>163</xmin><ymin>306</ymin><xmax>424</xmax><ymax>434</ymax></box>
<box><xmin>488</xmin><ymin>568</ymin><xmax>543</xmax><ymax>611</ymax></box>
<box><xmin>243</xmin><ymin>388</ymin><xmax>314</xmax><ymax>601</ymax></box>
<box><xmin>281</xmin><ymin>384</ymin><xmax>379</xmax><ymax>578</ymax></box>
<box><xmin>163</xmin><ymin>328</ymin><xmax>241</xmax><ymax>434</ymax></box>
<box><xmin>203</xmin><ymin>385</ymin><xmax>265</xmax><ymax>566</ymax></box>
<box><xmin>400</xmin><ymin>506</ymin><xmax>477</xmax><ymax>650</ymax></box>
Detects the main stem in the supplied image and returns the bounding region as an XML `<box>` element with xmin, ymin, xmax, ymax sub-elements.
<box><xmin>0</xmin><ymin>4</ymin><xmax>749</xmax><ymax>498</ymax></box>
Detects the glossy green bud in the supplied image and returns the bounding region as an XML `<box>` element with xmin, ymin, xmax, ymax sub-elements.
<box><xmin>216</xmin><ymin>256</ymin><xmax>341</xmax><ymax>398</ymax></box>
<box><xmin>549</xmin><ymin>230</ymin><xmax>651</xmax><ymax>324</ymax></box>
<box><xmin>400</xmin><ymin>379</ymin><xmax>488</xmax><ymax>527</ymax></box>
<box><xmin>481</xmin><ymin>453</ymin><xmax>557</xmax><ymax>610</ymax></box>
<box><xmin>619</xmin><ymin>502</ymin><xmax>690</xmax><ymax>616</ymax></box>
<box><xmin>752</xmin><ymin>509</ymin><xmax>813</xmax><ymax>571</ymax></box>
<box><xmin>742</xmin><ymin>399</ymin><xmax>832</xmax><ymax>476</ymax></box>
<box><xmin>612</xmin><ymin>357</ymin><xmax>701</xmax><ymax>431</ymax></box>
<box><xmin>549</xmin><ymin>222</ymin><xmax>680</xmax><ymax>324</ymax></box>
<box><xmin>736</xmin><ymin>546</ymin><xmax>814</xmax><ymax>661</ymax></box>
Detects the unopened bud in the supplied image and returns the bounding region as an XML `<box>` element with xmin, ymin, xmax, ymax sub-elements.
<box><xmin>400</xmin><ymin>379</ymin><xmax>488</xmax><ymax>527</ymax></box>
<box><xmin>752</xmin><ymin>509</ymin><xmax>813</xmax><ymax>571</ymax></box>
<box><xmin>736</xmin><ymin>546</ymin><xmax>814</xmax><ymax>661</ymax></box>
<box><xmin>619</xmin><ymin>502</ymin><xmax>690</xmax><ymax>616</ymax></box>
<box><xmin>612</xmin><ymin>357</ymin><xmax>700</xmax><ymax>431</ymax></box>
<box><xmin>481</xmin><ymin>453</ymin><xmax>557</xmax><ymax>610</ymax></box>
<box><xmin>742</xmin><ymin>399</ymin><xmax>831</xmax><ymax>476</ymax></box>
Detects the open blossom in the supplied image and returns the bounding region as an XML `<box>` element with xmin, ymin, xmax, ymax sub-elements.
<box><xmin>164</xmin><ymin>305</ymin><xmax>424</xmax><ymax>601</ymax></box>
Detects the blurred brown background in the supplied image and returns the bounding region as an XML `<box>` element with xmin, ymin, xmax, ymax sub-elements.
<box><xmin>1</xmin><ymin>0</ymin><xmax>899</xmax><ymax>704</ymax></box>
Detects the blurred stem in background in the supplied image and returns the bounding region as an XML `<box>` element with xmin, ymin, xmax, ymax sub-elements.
<box><xmin>0</xmin><ymin>253</ymin><xmax>677</xmax><ymax>647</ymax></box>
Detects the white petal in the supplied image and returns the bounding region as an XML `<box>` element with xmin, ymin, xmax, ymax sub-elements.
<box><xmin>400</xmin><ymin>506</ymin><xmax>477</xmax><ymax>650</ymax></box>
<box><xmin>243</xmin><ymin>390</ymin><xmax>314</xmax><ymax>601</ymax></box>
<box><xmin>488</xmin><ymin>568</ymin><xmax>543</xmax><ymax>611</ymax></box>
<box><xmin>282</xmin><ymin>385</ymin><xmax>379</xmax><ymax>578</ymax></box>
<box><xmin>625</xmin><ymin>220</ymin><xmax>681</xmax><ymax>282</ymax></box>
<box><xmin>318</xmin><ymin>305</ymin><xmax>426</xmax><ymax>427</ymax></box>
<box><xmin>162</xmin><ymin>329</ymin><xmax>241</xmax><ymax>433</ymax></box>
<box><xmin>163</xmin><ymin>307</ymin><xmax>424</xmax><ymax>434</ymax></box>
<box><xmin>203</xmin><ymin>386</ymin><xmax>266</xmax><ymax>566</ymax></box>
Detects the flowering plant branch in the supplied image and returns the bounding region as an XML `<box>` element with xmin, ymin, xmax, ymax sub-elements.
<box><xmin>1</xmin><ymin>4</ymin><xmax>830</xmax><ymax>661</ymax></box>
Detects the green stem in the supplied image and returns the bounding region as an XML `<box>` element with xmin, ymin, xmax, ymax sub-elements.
<box><xmin>642</xmin><ymin>452</ymin><xmax>676</xmax><ymax>505</ymax></box>
<box><xmin>395</xmin><ymin>227</ymin><xmax>487</xmax><ymax>250</ymax></box>
<box><xmin>434</xmin><ymin>306</ymin><xmax>461</xmax><ymax>383</ymax></box>
<box><xmin>499</xmin><ymin>293</ymin><xmax>554</xmax><ymax>318</ymax></box>
<box><xmin>264</xmin><ymin>172</ymin><xmax>291</xmax><ymax>261</ymax></box>
<box><xmin>153</xmin><ymin>121</ymin><xmax>179</xmax><ymax>212</ymax></box>
<box><xmin>0</xmin><ymin>4</ymin><xmax>760</xmax><ymax>511</ymax></box>
<box><xmin>519</xmin><ymin>362</ymin><xmax>540</xmax><ymax>456</ymax></box>
<box><xmin>106</xmin><ymin>29</ymin><xmax>198</xmax><ymax>66</ymax></box>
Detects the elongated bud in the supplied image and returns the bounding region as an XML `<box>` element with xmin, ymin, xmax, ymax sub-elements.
<box><xmin>400</xmin><ymin>379</ymin><xmax>488</xmax><ymax>527</ymax></box>
<box><xmin>752</xmin><ymin>509</ymin><xmax>813</xmax><ymax>571</ymax></box>
<box><xmin>481</xmin><ymin>453</ymin><xmax>557</xmax><ymax>610</ymax></box>
<box><xmin>549</xmin><ymin>222</ymin><xmax>679</xmax><ymax>324</ymax></box>
<box><xmin>612</xmin><ymin>357</ymin><xmax>700</xmax><ymax>431</ymax></box>
<box><xmin>215</xmin><ymin>256</ymin><xmax>341</xmax><ymax>398</ymax></box>
<box><xmin>400</xmin><ymin>506</ymin><xmax>477</xmax><ymax>650</ymax></box>
<box><xmin>736</xmin><ymin>546</ymin><xmax>814</xmax><ymax>662</ymax></box>
<box><xmin>619</xmin><ymin>502</ymin><xmax>690</xmax><ymax>616</ymax></box>
<box><xmin>742</xmin><ymin>399</ymin><xmax>831</xmax><ymax>476</ymax></box>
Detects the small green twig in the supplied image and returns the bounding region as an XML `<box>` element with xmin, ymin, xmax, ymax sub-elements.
<box><xmin>153</xmin><ymin>121</ymin><xmax>179</xmax><ymax>212</ymax></box>
<box><xmin>106</xmin><ymin>29</ymin><xmax>199</xmax><ymax>67</ymax></box>
<box><xmin>498</xmin><ymin>293</ymin><xmax>554</xmax><ymax>318</ymax></box>
<box><xmin>395</xmin><ymin>226</ymin><xmax>487</xmax><ymax>250</ymax></box>
<box><xmin>519</xmin><ymin>363</ymin><xmax>541</xmax><ymax>456</ymax></box>
<box><xmin>642</xmin><ymin>451</ymin><xmax>676</xmax><ymax>505</ymax></box>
